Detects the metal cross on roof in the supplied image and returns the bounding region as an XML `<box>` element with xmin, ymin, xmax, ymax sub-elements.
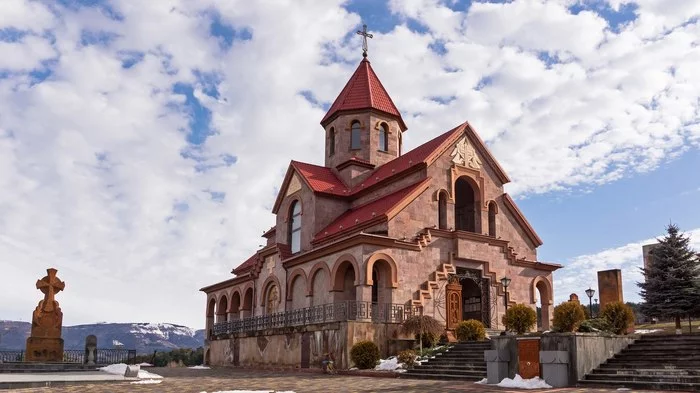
<box><xmin>356</xmin><ymin>24</ymin><xmax>373</xmax><ymax>58</ymax></box>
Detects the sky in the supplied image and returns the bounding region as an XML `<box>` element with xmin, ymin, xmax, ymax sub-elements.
<box><xmin>0</xmin><ymin>0</ymin><xmax>698</xmax><ymax>329</ymax></box>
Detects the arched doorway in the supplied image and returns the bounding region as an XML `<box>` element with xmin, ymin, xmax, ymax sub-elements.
<box><xmin>217</xmin><ymin>295</ymin><xmax>228</xmax><ymax>323</ymax></box>
<box><xmin>455</xmin><ymin>177</ymin><xmax>480</xmax><ymax>233</ymax></box>
<box><xmin>206</xmin><ymin>298</ymin><xmax>216</xmax><ymax>339</ymax></box>
<box><xmin>370</xmin><ymin>260</ymin><xmax>393</xmax><ymax>305</ymax></box>
<box><xmin>455</xmin><ymin>267</ymin><xmax>491</xmax><ymax>327</ymax></box>
<box><xmin>230</xmin><ymin>291</ymin><xmax>241</xmax><ymax>320</ymax></box>
<box><xmin>332</xmin><ymin>260</ymin><xmax>357</xmax><ymax>302</ymax></box>
<box><xmin>241</xmin><ymin>288</ymin><xmax>253</xmax><ymax>318</ymax></box>
<box><xmin>533</xmin><ymin>277</ymin><xmax>552</xmax><ymax>331</ymax></box>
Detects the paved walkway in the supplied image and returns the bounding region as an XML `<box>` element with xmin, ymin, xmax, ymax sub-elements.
<box><xmin>7</xmin><ymin>367</ymin><xmax>676</xmax><ymax>393</ymax></box>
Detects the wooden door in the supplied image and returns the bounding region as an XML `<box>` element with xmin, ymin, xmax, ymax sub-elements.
<box><xmin>300</xmin><ymin>332</ymin><xmax>310</xmax><ymax>368</ymax></box>
<box><xmin>517</xmin><ymin>339</ymin><xmax>540</xmax><ymax>379</ymax></box>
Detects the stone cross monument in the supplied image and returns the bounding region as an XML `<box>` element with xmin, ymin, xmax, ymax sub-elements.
<box><xmin>25</xmin><ymin>268</ymin><xmax>66</xmax><ymax>362</ymax></box>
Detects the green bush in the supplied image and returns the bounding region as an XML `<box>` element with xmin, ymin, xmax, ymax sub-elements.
<box><xmin>455</xmin><ymin>319</ymin><xmax>486</xmax><ymax>341</ymax></box>
<box><xmin>600</xmin><ymin>301</ymin><xmax>635</xmax><ymax>334</ymax></box>
<box><xmin>350</xmin><ymin>340</ymin><xmax>380</xmax><ymax>369</ymax></box>
<box><xmin>577</xmin><ymin>318</ymin><xmax>612</xmax><ymax>333</ymax></box>
<box><xmin>502</xmin><ymin>304</ymin><xmax>537</xmax><ymax>334</ymax></box>
<box><xmin>553</xmin><ymin>301</ymin><xmax>586</xmax><ymax>332</ymax></box>
<box><xmin>397</xmin><ymin>349</ymin><xmax>417</xmax><ymax>368</ymax></box>
<box><xmin>400</xmin><ymin>315</ymin><xmax>444</xmax><ymax>348</ymax></box>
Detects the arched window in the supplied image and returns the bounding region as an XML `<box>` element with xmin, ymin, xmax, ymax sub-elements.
<box><xmin>329</xmin><ymin>127</ymin><xmax>335</xmax><ymax>156</ymax></box>
<box><xmin>488</xmin><ymin>202</ymin><xmax>497</xmax><ymax>237</ymax></box>
<box><xmin>350</xmin><ymin>121</ymin><xmax>361</xmax><ymax>150</ymax></box>
<box><xmin>455</xmin><ymin>177</ymin><xmax>479</xmax><ymax>233</ymax></box>
<box><xmin>289</xmin><ymin>200</ymin><xmax>301</xmax><ymax>253</ymax></box>
<box><xmin>438</xmin><ymin>192</ymin><xmax>447</xmax><ymax>229</ymax></box>
<box><xmin>379</xmin><ymin>123</ymin><xmax>388</xmax><ymax>152</ymax></box>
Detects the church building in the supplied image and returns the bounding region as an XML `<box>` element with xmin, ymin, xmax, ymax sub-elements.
<box><xmin>200</xmin><ymin>43</ymin><xmax>560</xmax><ymax>368</ymax></box>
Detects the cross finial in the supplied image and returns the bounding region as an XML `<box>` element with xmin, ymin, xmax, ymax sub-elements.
<box><xmin>356</xmin><ymin>24</ymin><xmax>373</xmax><ymax>58</ymax></box>
<box><xmin>36</xmin><ymin>268</ymin><xmax>65</xmax><ymax>313</ymax></box>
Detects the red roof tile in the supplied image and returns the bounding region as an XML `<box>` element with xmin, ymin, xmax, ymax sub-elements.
<box><xmin>291</xmin><ymin>161</ymin><xmax>349</xmax><ymax>196</ymax></box>
<box><xmin>349</xmin><ymin>123</ymin><xmax>466</xmax><ymax>193</ymax></box>
<box><xmin>313</xmin><ymin>178</ymin><xmax>431</xmax><ymax>243</ymax></box>
<box><xmin>321</xmin><ymin>58</ymin><xmax>406</xmax><ymax>129</ymax></box>
<box><xmin>232</xmin><ymin>253</ymin><xmax>258</xmax><ymax>274</ymax></box>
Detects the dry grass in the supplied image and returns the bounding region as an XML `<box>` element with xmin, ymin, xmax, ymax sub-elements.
<box><xmin>635</xmin><ymin>319</ymin><xmax>699</xmax><ymax>334</ymax></box>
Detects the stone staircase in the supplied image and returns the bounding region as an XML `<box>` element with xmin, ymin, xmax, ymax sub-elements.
<box><xmin>401</xmin><ymin>341</ymin><xmax>490</xmax><ymax>381</ymax></box>
<box><xmin>410</xmin><ymin>258</ymin><xmax>456</xmax><ymax>308</ymax></box>
<box><xmin>579</xmin><ymin>334</ymin><xmax>700</xmax><ymax>391</ymax></box>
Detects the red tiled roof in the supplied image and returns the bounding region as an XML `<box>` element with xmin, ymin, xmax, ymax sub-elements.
<box><xmin>291</xmin><ymin>161</ymin><xmax>349</xmax><ymax>196</ymax></box>
<box><xmin>349</xmin><ymin>123</ymin><xmax>466</xmax><ymax>193</ymax></box>
<box><xmin>231</xmin><ymin>253</ymin><xmax>258</xmax><ymax>275</ymax></box>
<box><xmin>313</xmin><ymin>178</ymin><xmax>431</xmax><ymax>243</ymax></box>
<box><xmin>321</xmin><ymin>58</ymin><xmax>406</xmax><ymax>130</ymax></box>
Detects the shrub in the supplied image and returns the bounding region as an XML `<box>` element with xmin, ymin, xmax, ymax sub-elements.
<box><xmin>401</xmin><ymin>315</ymin><xmax>444</xmax><ymax>348</ymax></box>
<box><xmin>502</xmin><ymin>304</ymin><xmax>537</xmax><ymax>334</ymax></box>
<box><xmin>455</xmin><ymin>319</ymin><xmax>486</xmax><ymax>341</ymax></box>
<box><xmin>350</xmin><ymin>340</ymin><xmax>380</xmax><ymax>369</ymax></box>
<box><xmin>600</xmin><ymin>301</ymin><xmax>635</xmax><ymax>334</ymax></box>
<box><xmin>397</xmin><ymin>349</ymin><xmax>417</xmax><ymax>368</ymax></box>
<box><xmin>578</xmin><ymin>318</ymin><xmax>612</xmax><ymax>333</ymax></box>
<box><xmin>553</xmin><ymin>301</ymin><xmax>586</xmax><ymax>332</ymax></box>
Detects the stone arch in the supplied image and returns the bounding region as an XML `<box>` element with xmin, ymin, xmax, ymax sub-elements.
<box><xmin>309</xmin><ymin>261</ymin><xmax>331</xmax><ymax>305</ymax></box>
<box><xmin>365</xmin><ymin>253</ymin><xmax>398</xmax><ymax>288</ymax></box>
<box><xmin>331</xmin><ymin>254</ymin><xmax>361</xmax><ymax>290</ymax></box>
<box><xmin>488</xmin><ymin>200</ymin><xmax>498</xmax><ymax>237</ymax></box>
<box><xmin>454</xmin><ymin>175</ymin><xmax>482</xmax><ymax>233</ymax></box>
<box><xmin>286</xmin><ymin>268</ymin><xmax>307</xmax><ymax>300</ymax></box>
<box><xmin>260</xmin><ymin>275</ymin><xmax>282</xmax><ymax>308</ymax></box>
<box><xmin>532</xmin><ymin>276</ymin><xmax>553</xmax><ymax>331</ymax></box>
<box><xmin>217</xmin><ymin>294</ymin><xmax>228</xmax><ymax>323</ymax></box>
<box><xmin>230</xmin><ymin>289</ymin><xmax>241</xmax><ymax>315</ymax></box>
<box><xmin>207</xmin><ymin>297</ymin><xmax>216</xmax><ymax>317</ymax></box>
<box><xmin>241</xmin><ymin>286</ymin><xmax>254</xmax><ymax>318</ymax></box>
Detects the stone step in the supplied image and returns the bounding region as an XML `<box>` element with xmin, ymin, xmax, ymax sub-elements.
<box><xmin>578</xmin><ymin>379</ymin><xmax>700</xmax><ymax>392</ymax></box>
<box><xmin>425</xmin><ymin>356</ymin><xmax>485</xmax><ymax>362</ymax></box>
<box><xmin>623</xmin><ymin>345</ymin><xmax>700</xmax><ymax>352</ymax></box>
<box><xmin>402</xmin><ymin>370</ymin><xmax>485</xmax><ymax>381</ymax></box>
<box><xmin>615</xmin><ymin>352</ymin><xmax>700</xmax><ymax>359</ymax></box>
<box><xmin>586</xmin><ymin>373</ymin><xmax>700</xmax><ymax>384</ymax></box>
<box><xmin>414</xmin><ymin>364</ymin><xmax>486</xmax><ymax>371</ymax></box>
<box><xmin>594</xmin><ymin>368</ymin><xmax>700</xmax><ymax>376</ymax></box>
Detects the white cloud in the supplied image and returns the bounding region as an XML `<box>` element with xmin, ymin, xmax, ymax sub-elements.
<box><xmin>554</xmin><ymin>228</ymin><xmax>700</xmax><ymax>304</ymax></box>
<box><xmin>0</xmin><ymin>0</ymin><xmax>698</xmax><ymax>329</ymax></box>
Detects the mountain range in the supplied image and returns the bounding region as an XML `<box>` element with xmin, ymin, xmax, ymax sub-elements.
<box><xmin>0</xmin><ymin>321</ymin><xmax>205</xmax><ymax>354</ymax></box>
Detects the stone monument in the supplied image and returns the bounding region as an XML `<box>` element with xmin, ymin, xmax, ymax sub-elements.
<box><xmin>597</xmin><ymin>269</ymin><xmax>623</xmax><ymax>310</ymax></box>
<box><xmin>25</xmin><ymin>268</ymin><xmax>65</xmax><ymax>362</ymax></box>
<box><xmin>84</xmin><ymin>335</ymin><xmax>97</xmax><ymax>365</ymax></box>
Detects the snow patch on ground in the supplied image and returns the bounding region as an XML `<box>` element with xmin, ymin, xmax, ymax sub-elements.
<box><xmin>375</xmin><ymin>357</ymin><xmax>403</xmax><ymax>371</ymax></box>
<box><xmin>189</xmin><ymin>365</ymin><xmax>211</xmax><ymax>369</ymax></box>
<box><xmin>99</xmin><ymin>363</ymin><xmax>163</xmax><ymax>379</ymax></box>
<box><xmin>475</xmin><ymin>378</ymin><xmax>488</xmax><ymax>384</ymax></box>
<box><xmin>635</xmin><ymin>329</ymin><xmax>663</xmax><ymax>334</ymax></box>
<box><xmin>496</xmin><ymin>375</ymin><xmax>552</xmax><ymax>389</ymax></box>
<box><xmin>131</xmin><ymin>379</ymin><xmax>162</xmax><ymax>384</ymax></box>
<box><xmin>138</xmin><ymin>362</ymin><xmax>153</xmax><ymax>367</ymax></box>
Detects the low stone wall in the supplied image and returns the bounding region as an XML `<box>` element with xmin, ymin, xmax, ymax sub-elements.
<box><xmin>541</xmin><ymin>333</ymin><xmax>637</xmax><ymax>382</ymax></box>
<box><xmin>207</xmin><ymin>321</ymin><xmax>405</xmax><ymax>369</ymax></box>
<box><xmin>491</xmin><ymin>333</ymin><xmax>638</xmax><ymax>385</ymax></box>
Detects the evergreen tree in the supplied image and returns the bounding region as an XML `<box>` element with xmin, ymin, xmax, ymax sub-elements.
<box><xmin>638</xmin><ymin>224</ymin><xmax>700</xmax><ymax>331</ymax></box>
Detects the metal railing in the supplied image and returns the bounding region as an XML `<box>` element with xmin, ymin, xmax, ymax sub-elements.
<box><xmin>0</xmin><ymin>349</ymin><xmax>136</xmax><ymax>364</ymax></box>
<box><xmin>212</xmin><ymin>301</ymin><xmax>422</xmax><ymax>336</ymax></box>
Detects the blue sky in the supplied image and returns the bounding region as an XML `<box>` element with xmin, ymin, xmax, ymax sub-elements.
<box><xmin>0</xmin><ymin>0</ymin><xmax>698</xmax><ymax>328</ymax></box>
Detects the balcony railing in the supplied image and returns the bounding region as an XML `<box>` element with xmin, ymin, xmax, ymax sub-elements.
<box><xmin>212</xmin><ymin>301</ymin><xmax>421</xmax><ymax>337</ymax></box>
<box><xmin>0</xmin><ymin>349</ymin><xmax>136</xmax><ymax>364</ymax></box>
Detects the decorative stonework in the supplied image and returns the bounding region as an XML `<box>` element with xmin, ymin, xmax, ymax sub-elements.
<box><xmin>26</xmin><ymin>268</ymin><xmax>65</xmax><ymax>362</ymax></box>
<box><xmin>286</xmin><ymin>173</ymin><xmax>302</xmax><ymax>196</ymax></box>
<box><xmin>450</xmin><ymin>136</ymin><xmax>482</xmax><ymax>169</ymax></box>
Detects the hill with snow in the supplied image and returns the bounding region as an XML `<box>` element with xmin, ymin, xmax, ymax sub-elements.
<box><xmin>0</xmin><ymin>321</ymin><xmax>205</xmax><ymax>354</ymax></box>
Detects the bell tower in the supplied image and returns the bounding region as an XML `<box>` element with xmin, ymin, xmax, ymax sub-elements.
<box><xmin>320</xmin><ymin>25</ymin><xmax>407</xmax><ymax>186</ymax></box>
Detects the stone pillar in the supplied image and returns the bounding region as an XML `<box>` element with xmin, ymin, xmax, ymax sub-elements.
<box><xmin>597</xmin><ymin>269</ymin><xmax>623</xmax><ymax>311</ymax></box>
<box><xmin>485</xmin><ymin>349</ymin><xmax>510</xmax><ymax>384</ymax></box>
<box><xmin>446</xmin><ymin>279</ymin><xmax>462</xmax><ymax>330</ymax></box>
<box><xmin>84</xmin><ymin>335</ymin><xmax>97</xmax><ymax>365</ymax></box>
<box><xmin>540</xmin><ymin>351</ymin><xmax>569</xmax><ymax>387</ymax></box>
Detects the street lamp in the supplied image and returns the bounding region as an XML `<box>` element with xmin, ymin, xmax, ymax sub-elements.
<box><xmin>585</xmin><ymin>287</ymin><xmax>595</xmax><ymax>318</ymax></box>
<box><xmin>500</xmin><ymin>277</ymin><xmax>511</xmax><ymax>311</ymax></box>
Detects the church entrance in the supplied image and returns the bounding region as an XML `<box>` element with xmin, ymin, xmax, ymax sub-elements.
<box><xmin>456</xmin><ymin>268</ymin><xmax>491</xmax><ymax>328</ymax></box>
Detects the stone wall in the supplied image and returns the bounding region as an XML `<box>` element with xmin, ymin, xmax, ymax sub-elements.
<box><xmin>207</xmin><ymin>321</ymin><xmax>405</xmax><ymax>369</ymax></box>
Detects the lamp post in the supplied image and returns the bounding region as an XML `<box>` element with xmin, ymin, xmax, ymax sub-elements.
<box><xmin>500</xmin><ymin>277</ymin><xmax>511</xmax><ymax>312</ymax></box>
<box><xmin>585</xmin><ymin>287</ymin><xmax>595</xmax><ymax>318</ymax></box>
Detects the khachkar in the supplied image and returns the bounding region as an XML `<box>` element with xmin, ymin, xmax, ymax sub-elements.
<box><xmin>25</xmin><ymin>268</ymin><xmax>66</xmax><ymax>362</ymax></box>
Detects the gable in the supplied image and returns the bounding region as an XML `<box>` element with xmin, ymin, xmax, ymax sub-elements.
<box><xmin>286</xmin><ymin>173</ymin><xmax>302</xmax><ymax>196</ymax></box>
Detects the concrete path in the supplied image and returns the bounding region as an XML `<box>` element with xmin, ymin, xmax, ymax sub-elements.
<box><xmin>4</xmin><ymin>367</ymin><xmax>680</xmax><ymax>392</ymax></box>
<box><xmin>0</xmin><ymin>371</ymin><xmax>135</xmax><ymax>389</ymax></box>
